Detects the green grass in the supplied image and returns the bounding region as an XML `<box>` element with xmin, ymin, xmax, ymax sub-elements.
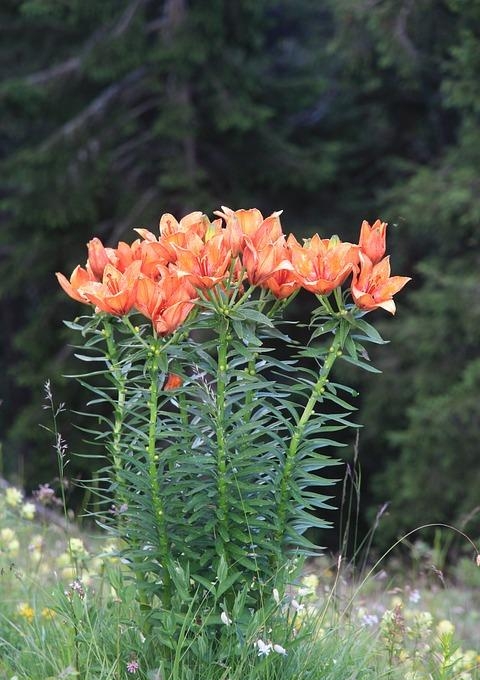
<box><xmin>1</xmin><ymin>484</ymin><xmax>479</xmax><ymax>680</ymax></box>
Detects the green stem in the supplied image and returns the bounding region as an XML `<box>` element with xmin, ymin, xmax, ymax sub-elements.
<box><xmin>333</xmin><ymin>285</ymin><xmax>344</xmax><ymax>312</ymax></box>
<box><xmin>316</xmin><ymin>293</ymin><xmax>336</xmax><ymax>316</ymax></box>
<box><xmin>101</xmin><ymin>318</ymin><xmax>128</xmax><ymax>512</ymax></box>
<box><xmin>147</xmin><ymin>342</ymin><xmax>172</xmax><ymax>608</ymax></box>
<box><xmin>122</xmin><ymin>315</ymin><xmax>150</xmax><ymax>348</ymax></box>
<box><xmin>231</xmin><ymin>283</ymin><xmax>256</xmax><ymax>310</ymax></box>
<box><xmin>274</xmin><ymin>321</ymin><xmax>349</xmax><ymax>552</ymax></box>
<box><xmin>266</xmin><ymin>288</ymin><xmax>300</xmax><ymax>318</ymax></box>
<box><xmin>215</xmin><ymin>316</ymin><xmax>230</xmax><ymax>558</ymax></box>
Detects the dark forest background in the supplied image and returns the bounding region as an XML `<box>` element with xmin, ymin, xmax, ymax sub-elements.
<box><xmin>1</xmin><ymin>0</ymin><xmax>479</xmax><ymax>553</ymax></box>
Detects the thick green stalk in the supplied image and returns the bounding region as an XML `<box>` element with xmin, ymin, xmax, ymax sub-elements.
<box><xmin>215</xmin><ymin>317</ymin><xmax>230</xmax><ymax>558</ymax></box>
<box><xmin>147</xmin><ymin>343</ymin><xmax>172</xmax><ymax>607</ymax></box>
<box><xmin>274</xmin><ymin>321</ymin><xmax>349</xmax><ymax>551</ymax></box>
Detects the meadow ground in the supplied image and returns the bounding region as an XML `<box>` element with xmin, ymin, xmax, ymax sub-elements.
<box><xmin>1</xmin><ymin>483</ymin><xmax>480</xmax><ymax>680</ymax></box>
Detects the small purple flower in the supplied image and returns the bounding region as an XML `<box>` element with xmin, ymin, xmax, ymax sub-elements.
<box><xmin>361</xmin><ymin>613</ymin><xmax>379</xmax><ymax>627</ymax></box>
<box><xmin>33</xmin><ymin>483</ymin><xmax>59</xmax><ymax>506</ymax></box>
<box><xmin>69</xmin><ymin>579</ymin><xmax>85</xmax><ymax>600</ymax></box>
<box><xmin>126</xmin><ymin>658</ymin><xmax>140</xmax><ymax>674</ymax></box>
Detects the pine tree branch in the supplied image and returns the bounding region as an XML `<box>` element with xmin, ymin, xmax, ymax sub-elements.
<box><xmin>40</xmin><ymin>67</ymin><xmax>147</xmax><ymax>151</ymax></box>
<box><xmin>394</xmin><ymin>0</ymin><xmax>418</xmax><ymax>62</ymax></box>
<box><xmin>21</xmin><ymin>0</ymin><xmax>149</xmax><ymax>88</ymax></box>
<box><xmin>25</xmin><ymin>57</ymin><xmax>82</xmax><ymax>87</ymax></box>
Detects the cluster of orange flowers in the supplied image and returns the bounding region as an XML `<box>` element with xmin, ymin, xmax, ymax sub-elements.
<box><xmin>57</xmin><ymin>207</ymin><xmax>410</xmax><ymax>335</ymax></box>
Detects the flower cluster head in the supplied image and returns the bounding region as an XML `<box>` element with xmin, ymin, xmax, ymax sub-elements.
<box><xmin>20</xmin><ymin>502</ymin><xmax>36</xmax><ymax>520</ymax></box>
<box><xmin>126</xmin><ymin>658</ymin><xmax>140</xmax><ymax>674</ymax></box>
<box><xmin>0</xmin><ymin>527</ymin><xmax>20</xmax><ymax>556</ymax></box>
<box><xmin>57</xmin><ymin>209</ymin><xmax>410</xmax><ymax>334</ymax></box>
<box><xmin>33</xmin><ymin>483</ymin><xmax>60</xmax><ymax>507</ymax></box>
<box><xmin>68</xmin><ymin>537</ymin><xmax>89</xmax><ymax>560</ymax></box>
<box><xmin>17</xmin><ymin>602</ymin><xmax>35</xmax><ymax>623</ymax></box>
<box><xmin>66</xmin><ymin>578</ymin><xmax>86</xmax><ymax>600</ymax></box>
<box><xmin>5</xmin><ymin>487</ymin><xmax>23</xmax><ymax>507</ymax></box>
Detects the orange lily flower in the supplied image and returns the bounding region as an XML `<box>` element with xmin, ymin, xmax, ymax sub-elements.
<box><xmin>135</xmin><ymin>272</ymin><xmax>196</xmax><ymax>335</ymax></box>
<box><xmin>175</xmin><ymin>233</ymin><xmax>232</xmax><ymax>290</ymax></box>
<box><xmin>134</xmin><ymin>220</ymin><xmax>224</xmax><ymax>278</ymax></box>
<box><xmin>223</xmin><ymin>209</ymin><xmax>261</xmax><ymax>255</ymax></box>
<box><xmin>358</xmin><ymin>219</ymin><xmax>387</xmax><ymax>264</ymax></box>
<box><xmin>247</xmin><ymin>212</ymin><xmax>284</xmax><ymax>250</ymax></box>
<box><xmin>56</xmin><ymin>265</ymin><xmax>95</xmax><ymax>304</ymax></box>
<box><xmin>86</xmin><ymin>237</ymin><xmax>117</xmax><ymax>280</ymax></box>
<box><xmin>237</xmin><ymin>210</ymin><xmax>291</xmax><ymax>287</ymax></box>
<box><xmin>217</xmin><ymin>206</ymin><xmax>284</xmax><ymax>256</ymax></box>
<box><xmin>224</xmin><ymin>207</ymin><xmax>264</xmax><ymax>237</ymax></box>
<box><xmin>243</xmin><ymin>234</ymin><xmax>295</xmax><ymax>288</ymax></box>
<box><xmin>137</xmin><ymin>240</ymin><xmax>179</xmax><ymax>279</ymax></box>
<box><xmin>262</xmin><ymin>257</ymin><xmax>300</xmax><ymax>299</ymax></box>
<box><xmin>351</xmin><ymin>252</ymin><xmax>411</xmax><ymax>314</ymax></box>
<box><xmin>79</xmin><ymin>261</ymin><xmax>142</xmax><ymax>316</ymax></box>
<box><xmin>289</xmin><ymin>234</ymin><xmax>358</xmax><ymax>295</ymax></box>
<box><xmin>133</xmin><ymin>227</ymin><xmax>158</xmax><ymax>242</ymax></box>
<box><xmin>163</xmin><ymin>373</ymin><xmax>183</xmax><ymax>390</ymax></box>
<box><xmin>159</xmin><ymin>211</ymin><xmax>208</xmax><ymax>238</ymax></box>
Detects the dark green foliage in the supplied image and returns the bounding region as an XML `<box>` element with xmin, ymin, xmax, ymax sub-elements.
<box><xmin>65</xmin><ymin>304</ymin><xmax>335</xmax><ymax>643</ymax></box>
<box><xmin>62</xmin><ymin>283</ymin><xmax>388</xmax><ymax>656</ymax></box>
<box><xmin>336</xmin><ymin>0</ymin><xmax>480</xmax><ymax>547</ymax></box>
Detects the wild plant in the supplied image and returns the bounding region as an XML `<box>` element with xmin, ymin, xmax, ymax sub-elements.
<box><xmin>56</xmin><ymin>208</ymin><xmax>409</xmax><ymax>671</ymax></box>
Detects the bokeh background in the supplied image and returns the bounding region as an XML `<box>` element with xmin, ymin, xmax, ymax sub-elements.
<box><xmin>1</xmin><ymin>0</ymin><xmax>479</xmax><ymax>554</ymax></box>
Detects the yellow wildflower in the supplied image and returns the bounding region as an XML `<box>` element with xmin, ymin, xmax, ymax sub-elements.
<box><xmin>436</xmin><ymin>619</ymin><xmax>455</xmax><ymax>637</ymax></box>
<box><xmin>298</xmin><ymin>573</ymin><xmax>319</xmax><ymax>598</ymax></box>
<box><xmin>61</xmin><ymin>566</ymin><xmax>76</xmax><ymax>581</ymax></box>
<box><xmin>301</xmin><ymin>573</ymin><xmax>319</xmax><ymax>591</ymax></box>
<box><xmin>41</xmin><ymin>607</ymin><xmax>56</xmax><ymax>620</ymax></box>
<box><xmin>0</xmin><ymin>527</ymin><xmax>16</xmax><ymax>543</ymax></box>
<box><xmin>390</xmin><ymin>595</ymin><xmax>403</xmax><ymax>609</ymax></box>
<box><xmin>5</xmin><ymin>487</ymin><xmax>23</xmax><ymax>507</ymax></box>
<box><xmin>29</xmin><ymin>534</ymin><xmax>43</xmax><ymax>551</ymax></box>
<box><xmin>460</xmin><ymin>650</ymin><xmax>477</xmax><ymax>671</ymax></box>
<box><xmin>20</xmin><ymin>502</ymin><xmax>36</xmax><ymax>520</ymax></box>
<box><xmin>0</xmin><ymin>528</ymin><xmax>19</xmax><ymax>556</ymax></box>
<box><xmin>6</xmin><ymin>539</ymin><xmax>20</xmax><ymax>556</ymax></box>
<box><xmin>30</xmin><ymin>549</ymin><xmax>42</xmax><ymax>564</ymax></box>
<box><xmin>17</xmin><ymin>602</ymin><xmax>34</xmax><ymax>623</ymax></box>
<box><xmin>69</xmin><ymin>537</ymin><xmax>88</xmax><ymax>558</ymax></box>
<box><xmin>56</xmin><ymin>552</ymin><xmax>71</xmax><ymax>568</ymax></box>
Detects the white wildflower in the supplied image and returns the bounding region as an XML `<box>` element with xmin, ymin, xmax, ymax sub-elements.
<box><xmin>273</xmin><ymin>588</ymin><xmax>280</xmax><ymax>604</ymax></box>
<box><xmin>273</xmin><ymin>643</ymin><xmax>287</xmax><ymax>655</ymax></box>
<box><xmin>291</xmin><ymin>599</ymin><xmax>305</xmax><ymax>612</ymax></box>
<box><xmin>220</xmin><ymin>611</ymin><xmax>232</xmax><ymax>626</ymax></box>
<box><xmin>409</xmin><ymin>588</ymin><xmax>421</xmax><ymax>604</ymax></box>
<box><xmin>255</xmin><ymin>639</ymin><xmax>272</xmax><ymax>656</ymax></box>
